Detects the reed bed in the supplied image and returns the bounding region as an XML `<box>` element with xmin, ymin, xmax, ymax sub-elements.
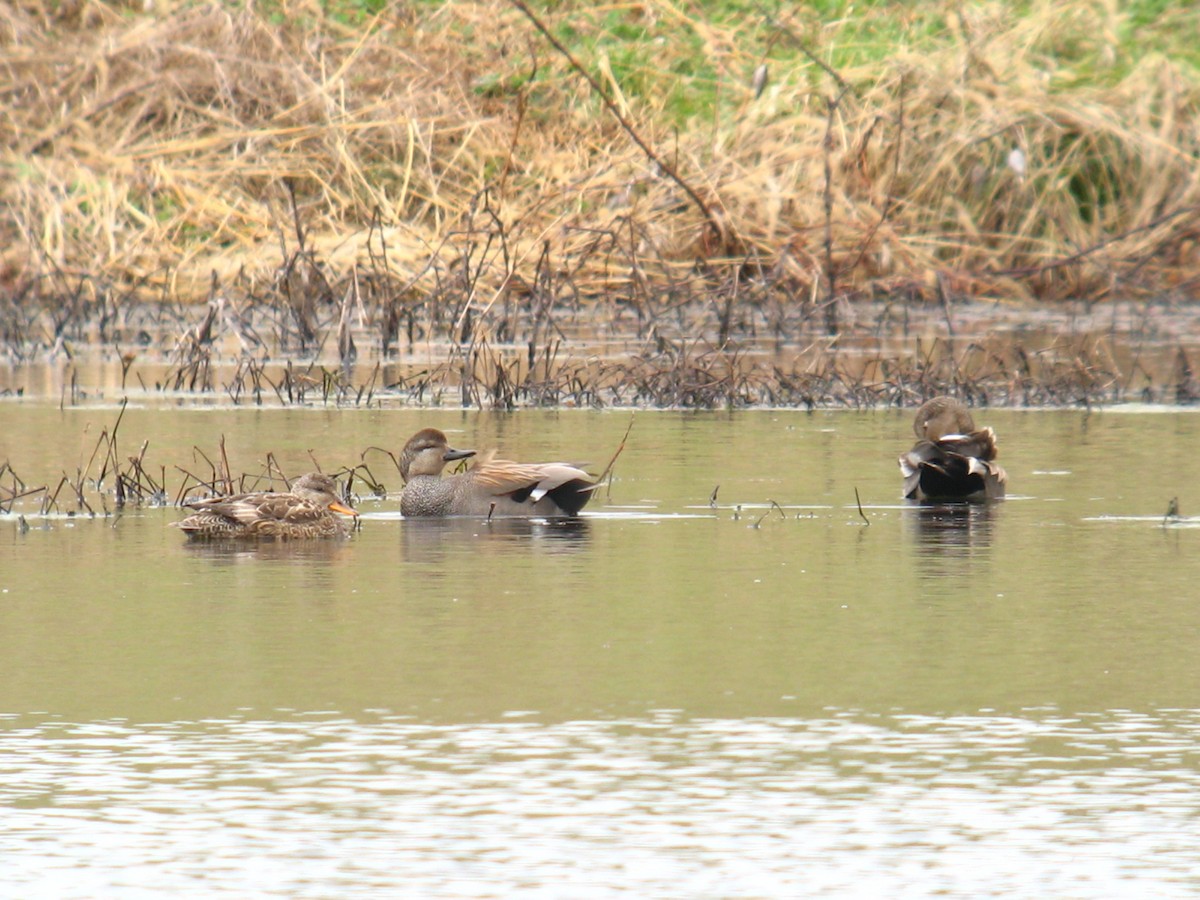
<box><xmin>3</xmin><ymin>1</ymin><xmax>1199</xmax><ymax>301</ymax></box>
<box><xmin>1</xmin><ymin>223</ymin><xmax>1192</xmax><ymax>409</ymax></box>
<box><xmin>2</xmin><ymin>0</ymin><xmax>1199</xmax><ymax>408</ymax></box>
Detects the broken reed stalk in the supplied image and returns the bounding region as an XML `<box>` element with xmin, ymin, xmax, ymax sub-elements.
<box><xmin>68</xmin><ymin>470</ymin><xmax>95</xmax><ymax>517</ymax></box>
<box><xmin>122</xmin><ymin>440</ymin><xmax>167</xmax><ymax>506</ymax></box>
<box><xmin>0</xmin><ymin>462</ymin><xmax>46</xmax><ymax>514</ymax></box>
<box><xmin>263</xmin><ymin>452</ymin><xmax>287</xmax><ymax>489</ymax></box>
<box><xmin>346</xmin><ymin>463</ymin><xmax>387</xmax><ymax>498</ymax></box>
<box><xmin>185</xmin><ymin>445</ymin><xmax>222</xmax><ymax>497</ymax></box>
<box><xmin>217</xmin><ymin>435</ymin><xmax>234</xmax><ymax>494</ymax></box>
<box><xmin>43</xmin><ymin>476</ymin><xmax>67</xmax><ymax>515</ymax></box>
<box><xmin>1162</xmin><ymin>496</ymin><xmax>1180</xmax><ymax>526</ymax></box>
<box><xmin>361</xmin><ymin>445</ymin><xmax>403</xmax><ymax>480</ymax></box>
<box><xmin>96</xmin><ymin>397</ymin><xmax>129</xmax><ymax>488</ymax></box>
<box><xmin>594</xmin><ymin>413</ymin><xmax>635</xmax><ymax>486</ymax></box>
<box><xmin>173</xmin><ymin>467</ymin><xmax>213</xmax><ymax>505</ymax></box>
<box><xmin>854</xmin><ymin>487</ymin><xmax>869</xmax><ymax>526</ymax></box>
<box><xmin>2</xmin><ymin>484</ymin><xmax>47</xmax><ymax>513</ymax></box>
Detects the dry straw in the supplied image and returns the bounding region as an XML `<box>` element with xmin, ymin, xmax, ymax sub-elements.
<box><xmin>2</xmin><ymin>1</ymin><xmax>1200</xmax><ymax>413</ymax></box>
<box><xmin>2</xmin><ymin>0</ymin><xmax>1198</xmax><ymax>305</ymax></box>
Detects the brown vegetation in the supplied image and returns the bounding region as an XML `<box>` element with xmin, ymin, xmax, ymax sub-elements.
<box><xmin>4</xmin><ymin>1</ymin><xmax>1200</xmax><ymax>301</ymax></box>
<box><xmin>0</xmin><ymin>399</ymin><xmax>368</xmax><ymax>518</ymax></box>
<box><xmin>2</xmin><ymin>1</ymin><xmax>1200</xmax><ymax>410</ymax></box>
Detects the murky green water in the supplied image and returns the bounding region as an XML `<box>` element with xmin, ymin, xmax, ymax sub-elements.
<box><xmin>3</xmin><ymin>405</ymin><xmax>1200</xmax><ymax>896</ymax></box>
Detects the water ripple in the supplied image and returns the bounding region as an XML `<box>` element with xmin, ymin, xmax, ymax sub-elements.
<box><xmin>3</xmin><ymin>710</ymin><xmax>1200</xmax><ymax>897</ymax></box>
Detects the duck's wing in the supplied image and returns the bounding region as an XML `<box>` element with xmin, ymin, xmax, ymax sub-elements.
<box><xmin>899</xmin><ymin>442</ymin><xmax>937</xmax><ymax>498</ymax></box>
<box><xmin>901</xmin><ymin>441</ymin><xmax>1008</xmax><ymax>501</ymax></box>
<box><xmin>185</xmin><ymin>491</ymin><xmax>325</xmax><ymax>525</ymax></box>
<box><xmin>965</xmin><ymin>458</ymin><xmax>1007</xmax><ymax>498</ymax></box>
<box><xmin>935</xmin><ymin>427</ymin><xmax>1000</xmax><ymax>461</ymax></box>
<box><xmin>183</xmin><ymin>490</ymin><xmax>264</xmax><ymax>523</ymax></box>
<box><xmin>472</xmin><ymin>459</ymin><xmax>595</xmax><ymax>496</ymax></box>
<box><xmin>470</xmin><ymin>458</ymin><xmax>599</xmax><ymax>513</ymax></box>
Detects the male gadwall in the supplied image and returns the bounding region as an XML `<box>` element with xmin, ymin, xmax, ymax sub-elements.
<box><xmin>176</xmin><ymin>472</ymin><xmax>358</xmax><ymax>538</ymax></box>
<box><xmin>398</xmin><ymin>427</ymin><xmax>596</xmax><ymax>517</ymax></box>
<box><xmin>899</xmin><ymin>396</ymin><xmax>1007</xmax><ymax>501</ymax></box>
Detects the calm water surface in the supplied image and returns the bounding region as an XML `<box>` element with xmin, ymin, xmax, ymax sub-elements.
<box><xmin>3</xmin><ymin>405</ymin><xmax>1200</xmax><ymax>897</ymax></box>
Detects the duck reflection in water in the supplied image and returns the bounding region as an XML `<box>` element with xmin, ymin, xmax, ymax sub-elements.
<box><xmin>398</xmin><ymin>515</ymin><xmax>592</xmax><ymax>565</ymax></box>
<box><xmin>904</xmin><ymin>502</ymin><xmax>997</xmax><ymax>581</ymax></box>
<box><xmin>907</xmin><ymin>501</ymin><xmax>996</xmax><ymax>550</ymax></box>
<box><xmin>181</xmin><ymin>536</ymin><xmax>355</xmax><ymax>566</ymax></box>
<box><xmin>899</xmin><ymin>396</ymin><xmax>1007</xmax><ymax>502</ymax></box>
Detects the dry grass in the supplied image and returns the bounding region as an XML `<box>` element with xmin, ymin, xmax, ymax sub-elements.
<box><xmin>2</xmin><ymin>0</ymin><xmax>1199</xmax><ymax>309</ymax></box>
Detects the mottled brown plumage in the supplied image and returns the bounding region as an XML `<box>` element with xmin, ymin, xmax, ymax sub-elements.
<box><xmin>398</xmin><ymin>427</ymin><xmax>596</xmax><ymax>517</ymax></box>
<box><xmin>899</xmin><ymin>397</ymin><xmax>1007</xmax><ymax>501</ymax></box>
<box><xmin>176</xmin><ymin>472</ymin><xmax>358</xmax><ymax>538</ymax></box>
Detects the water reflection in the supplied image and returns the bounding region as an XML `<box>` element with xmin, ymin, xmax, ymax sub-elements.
<box><xmin>397</xmin><ymin>516</ymin><xmax>592</xmax><ymax>564</ymax></box>
<box><xmin>904</xmin><ymin>502</ymin><xmax>996</xmax><ymax>579</ymax></box>
<box><xmin>180</xmin><ymin>536</ymin><xmax>357</xmax><ymax>565</ymax></box>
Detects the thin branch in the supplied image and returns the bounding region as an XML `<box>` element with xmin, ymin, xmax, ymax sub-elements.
<box><xmin>595</xmin><ymin>413</ymin><xmax>635</xmax><ymax>485</ymax></box>
<box><xmin>507</xmin><ymin>0</ymin><xmax>723</xmax><ymax>243</ymax></box>
<box><xmin>990</xmin><ymin>204</ymin><xmax>1199</xmax><ymax>279</ymax></box>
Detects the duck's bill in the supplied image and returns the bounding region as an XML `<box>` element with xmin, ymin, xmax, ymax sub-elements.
<box><xmin>328</xmin><ymin>501</ymin><xmax>360</xmax><ymax>517</ymax></box>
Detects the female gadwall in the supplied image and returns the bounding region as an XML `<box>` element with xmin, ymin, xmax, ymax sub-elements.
<box><xmin>899</xmin><ymin>396</ymin><xmax>1007</xmax><ymax>501</ymax></box>
<box><xmin>176</xmin><ymin>472</ymin><xmax>358</xmax><ymax>538</ymax></box>
<box><xmin>398</xmin><ymin>427</ymin><xmax>596</xmax><ymax>517</ymax></box>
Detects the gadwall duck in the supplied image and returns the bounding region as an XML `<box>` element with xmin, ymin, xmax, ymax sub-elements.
<box><xmin>176</xmin><ymin>472</ymin><xmax>358</xmax><ymax>538</ymax></box>
<box><xmin>899</xmin><ymin>397</ymin><xmax>1007</xmax><ymax>501</ymax></box>
<box><xmin>398</xmin><ymin>427</ymin><xmax>596</xmax><ymax>517</ymax></box>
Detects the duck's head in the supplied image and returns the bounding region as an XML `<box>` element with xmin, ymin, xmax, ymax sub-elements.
<box><xmin>399</xmin><ymin>428</ymin><xmax>477</xmax><ymax>481</ymax></box>
<box><xmin>913</xmin><ymin>396</ymin><xmax>977</xmax><ymax>441</ymax></box>
<box><xmin>291</xmin><ymin>472</ymin><xmax>358</xmax><ymax>516</ymax></box>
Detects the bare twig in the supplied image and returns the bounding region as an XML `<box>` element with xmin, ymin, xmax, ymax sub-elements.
<box><xmin>507</xmin><ymin>0</ymin><xmax>724</xmax><ymax>243</ymax></box>
<box><xmin>595</xmin><ymin>413</ymin><xmax>635</xmax><ymax>485</ymax></box>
